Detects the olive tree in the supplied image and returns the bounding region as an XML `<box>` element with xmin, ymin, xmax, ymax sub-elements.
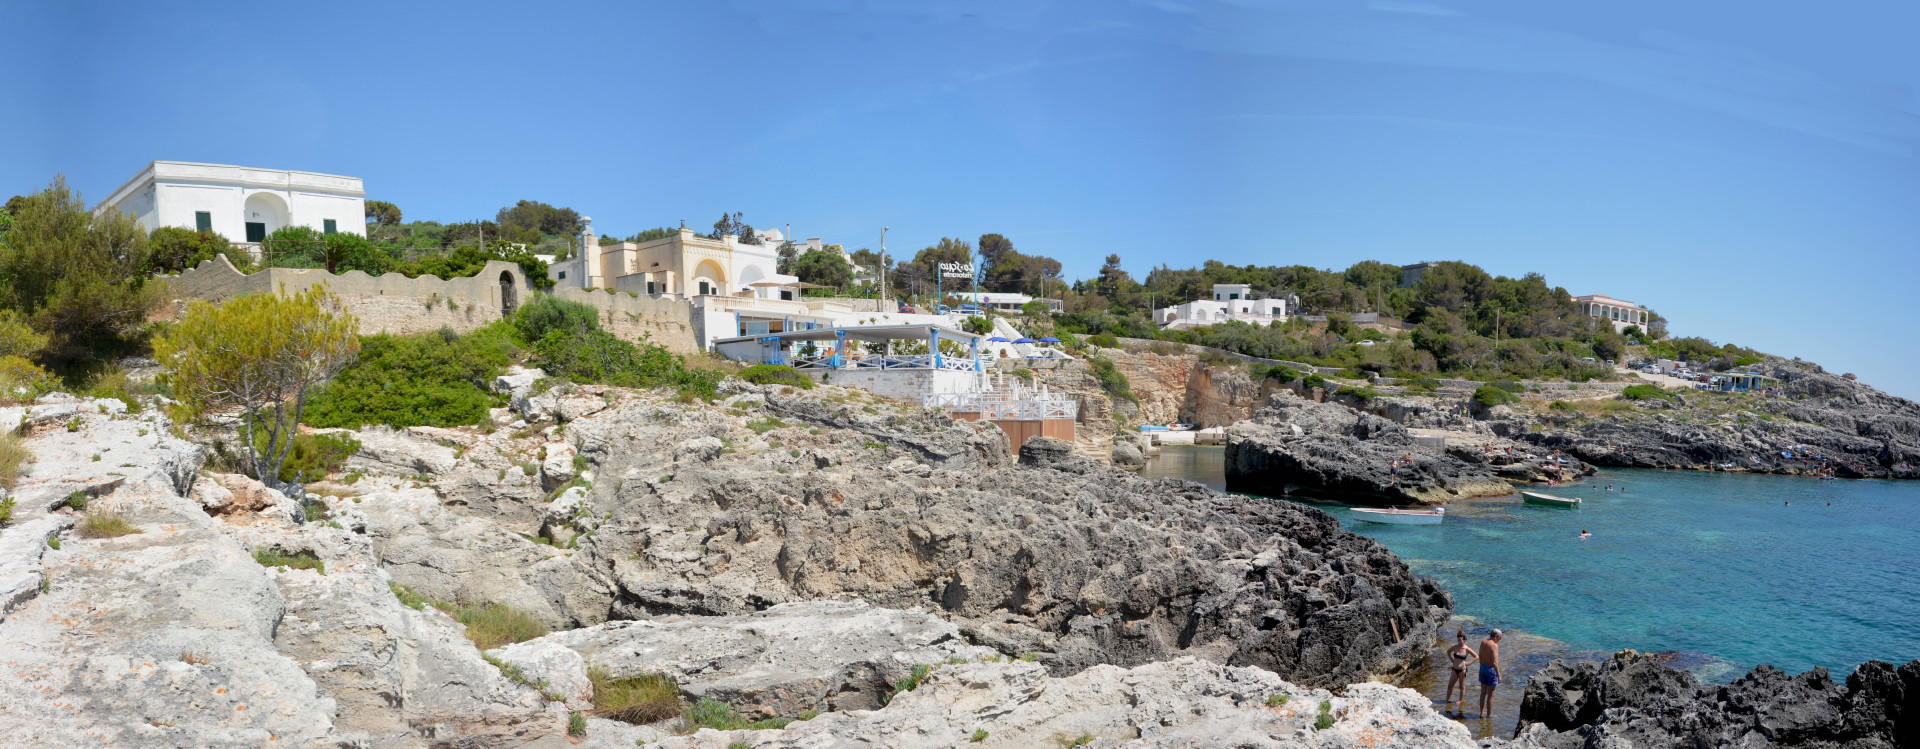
<box><xmin>154</xmin><ymin>286</ymin><xmax>359</xmax><ymax>489</ymax></box>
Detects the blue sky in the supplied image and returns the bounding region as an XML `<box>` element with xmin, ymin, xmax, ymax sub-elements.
<box><xmin>7</xmin><ymin>1</ymin><xmax>1918</xmax><ymax>395</ymax></box>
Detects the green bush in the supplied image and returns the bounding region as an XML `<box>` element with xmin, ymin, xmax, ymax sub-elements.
<box><xmin>0</xmin><ymin>355</ymin><xmax>58</xmax><ymax>405</ymax></box>
<box><xmin>0</xmin><ymin>433</ymin><xmax>30</xmax><ymax>490</ymax></box>
<box><xmin>567</xmin><ymin>711</ymin><xmax>587</xmax><ymax>737</ymax></box>
<box><xmin>1335</xmin><ymin>385</ymin><xmax>1381</xmax><ymax>401</ymax></box>
<box><xmin>304</xmin><ymin>326</ymin><xmax>518</xmax><ymax>428</ymax></box>
<box><xmin>1491</xmin><ymin>379</ymin><xmax>1525</xmax><ymax>393</ymax></box>
<box><xmin>1732</xmin><ymin>356</ymin><xmax>1761</xmax><ymax>367</ymax></box>
<box><xmin>1010</xmin><ymin>367</ymin><xmax>1034</xmax><ymax>382</ymax></box>
<box><xmin>1548</xmin><ymin>400</ymin><xmax>1575</xmax><ymax>411</ymax></box>
<box><xmin>513</xmin><ymin>295</ymin><xmax>599</xmax><ymax>341</ymax></box>
<box><xmin>262</xmin><ymin>431</ymin><xmax>362</xmax><ymax>484</ymax></box>
<box><xmin>738</xmin><ymin>364</ymin><xmax>812</xmax><ymax>389</ymax></box>
<box><xmin>1620</xmin><ymin>384</ymin><xmax>1678</xmax><ymax>402</ymax></box>
<box><xmin>1251</xmin><ymin>364</ymin><xmax>1300</xmax><ymax>383</ymax></box>
<box><xmin>1302</xmin><ymin>373</ymin><xmax>1328</xmax><ymax>390</ymax></box>
<box><xmin>1472</xmin><ymin>385</ymin><xmax>1519</xmax><ymax>408</ymax></box>
<box><xmin>1086</xmin><ymin>356</ymin><xmax>1136</xmax><ymax>403</ymax></box>
<box><xmin>0</xmin><ymin>496</ymin><xmax>13</xmax><ymax>524</ymax></box>
<box><xmin>1086</xmin><ymin>333</ymin><xmax>1119</xmax><ymax>349</ymax></box>
<box><xmin>885</xmin><ymin>664</ymin><xmax>933</xmax><ymax>704</ymax></box>
<box><xmin>1315</xmin><ymin>700</ymin><xmax>1335</xmax><ymax>731</ymax></box>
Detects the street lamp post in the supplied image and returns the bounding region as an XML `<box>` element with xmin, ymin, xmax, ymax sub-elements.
<box><xmin>879</xmin><ymin>226</ymin><xmax>890</xmax><ymax>307</ymax></box>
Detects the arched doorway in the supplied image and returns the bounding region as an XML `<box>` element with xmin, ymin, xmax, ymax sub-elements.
<box><xmin>242</xmin><ymin>192</ymin><xmax>291</xmax><ymax>243</ymax></box>
<box><xmin>499</xmin><ymin>271</ymin><xmax>517</xmax><ymax>316</ymax></box>
<box><xmin>692</xmin><ymin>259</ymin><xmax>727</xmax><ymax>297</ymax></box>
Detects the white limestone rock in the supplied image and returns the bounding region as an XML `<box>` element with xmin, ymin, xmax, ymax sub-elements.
<box><xmin>347</xmin><ymin>425</ymin><xmax>459</xmax><ymax>477</ymax></box>
<box><xmin>540</xmin><ymin>441</ymin><xmax>578</xmax><ymax>490</ymax></box>
<box><xmin>653</xmin><ymin>657</ymin><xmax>1476</xmax><ymax>749</ymax></box>
<box><xmin>516</xmin><ymin>600</ymin><xmax>996</xmax><ymax>718</ymax></box>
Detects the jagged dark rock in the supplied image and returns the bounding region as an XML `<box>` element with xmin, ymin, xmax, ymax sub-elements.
<box><xmin>1508</xmin><ymin>650</ymin><xmax>1920</xmax><ymax>748</ymax></box>
<box><xmin>1499</xmin><ymin>360</ymin><xmax>1920</xmax><ymax>479</ymax></box>
<box><xmin>1224</xmin><ymin>392</ymin><xmax>1517</xmax><ymax>506</ymax></box>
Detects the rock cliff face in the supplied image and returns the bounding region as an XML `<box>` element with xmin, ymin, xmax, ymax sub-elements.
<box><xmin>1507</xmin><ymin>650</ymin><xmax>1920</xmax><ymax>748</ymax></box>
<box><xmin>1026</xmin><ymin>349</ymin><xmax>1273</xmax><ymax>461</ymax></box>
<box><xmin>1226</xmin><ymin>392</ymin><xmax>1519</xmax><ymax>505</ymax></box>
<box><xmin>1499</xmin><ymin>360</ymin><xmax>1920</xmax><ymax>479</ymax></box>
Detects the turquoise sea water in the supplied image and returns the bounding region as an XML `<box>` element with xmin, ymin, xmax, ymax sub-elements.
<box><xmin>1141</xmin><ymin>446</ymin><xmax>1920</xmax><ymax>678</ymax></box>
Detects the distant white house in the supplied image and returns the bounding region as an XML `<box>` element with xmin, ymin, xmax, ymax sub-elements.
<box><xmin>92</xmin><ymin>161</ymin><xmax>367</xmax><ymax>244</ymax></box>
<box><xmin>1574</xmin><ymin>294</ymin><xmax>1652</xmax><ymax>333</ymax></box>
<box><xmin>1156</xmin><ymin>284</ymin><xmax>1287</xmax><ymax>329</ymax></box>
<box><xmin>947</xmin><ymin>291</ymin><xmax>1063</xmax><ymax>313</ymax></box>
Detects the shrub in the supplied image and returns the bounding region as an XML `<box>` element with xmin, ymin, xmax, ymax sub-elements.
<box><xmin>304</xmin><ymin>326</ymin><xmax>518</xmax><ymax>429</ymax></box>
<box><xmin>450</xmin><ymin>602</ymin><xmax>548</xmax><ymax>649</ymax></box>
<box><xmin>0</xmin><ymin>432</ymin><xmax>31</xmax><ymax>489</ymax></box>
<box><xmin>252</xmin><ymin>547</ymin><xmax>326</xmax><ymax>574</ymax></box>
<box><xmin>532</xmin><ymin>327</ymin><xmax>720</xmax><ymax>399</ymax></box>
<box><xmin>0</xmin><ymin>355</ymin><xmax>58</xmax><ymax>404</ymax></box>
<box><xmin>1010</xmin><ymin>367</ymin><xmax>1034</xmax><ymax>382</ymax></box>
<box><xmin>1335</xmin><ymin>385</ymin><xmax>1380</xmax><ymax>401</ymax></box>
<box><xmin>567</xmin><ymin>711</ymin><xmax>587</xmax><ymax>737</ymax></box>
<box><xmin>1251</xmin><ymin>364</ymin><xmax>1300</xmax><ymax>383</ymax></box>
<box><xmin>1620</xmin><ymin>384</ymin><xmax>1677</xmax><ymax>402</ymax></box>
<box><xmin>1548</xmin><ymin>400</ymin><xmax>1574</xmax><ymax>411</ymax></box>
<box><xmin>1086</xmin><ymin>356</ymin><xmax>1136</xmax><ymax>403</ymax></box>
<box><xmin>76</xmin><ymin>513</ymin><xmax>140</xmax><ymax>538</ymax></box>
<box><xmin>1472</xmin><ymin>385</ymin><xmax>1518</xmax><ymax>408</ymax></box>
<box><xmin>1315</xmin><ymin>700</ymin><xmax>1335</xmax><ymax>730</ymax></box>
<box><xmin>1086</xmin><ymin>333</ymin><xmax>1119</xmax><ymax>349</ymax></box>
<box><xmin>513</xmin><ymin>295</ymin><xmax>599</xmax><ymax>342</ymax></box>
<box><xmin>589</xmin><ymin>667</ymin><xmax>682</xmax><ymax>724</ymax></box>
<box><xmin>0</xmin><ymin>497</ymin><xmax>12</xmax><ymax>524</ymax></box>
<box><xmin>264</xmin><ymin>431</ymin><xmax>362</xmax><ymax>485</ymax></box>
<box><xmin>1732</xmin><ymin>356</ymin><xmax>1761</xmax><ymax>367</ymax></box>
<box><xmin>1302</xmin><ymin>373</ymin><xmax>1328</xmax><ymax>390</ymax></box>
<box><xmin>0</xmin><ymin>309</ymin><xmax>48</xmax><ymax>359</ymax></box>
<box><xmin>147</xmin><ymin>226</ymin><xmax>251</xmax><ymax>275</ymax></box>
<box><xmin>738</xmin><ymin>364</ymin><xmax>812</xmax><ymax>389</ymax></box>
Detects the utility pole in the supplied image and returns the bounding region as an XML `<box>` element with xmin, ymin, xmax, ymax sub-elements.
<box><xmin>880</xmin><ymin>226</ymin><xmax>890</xmax><ymax>306</ymax></box>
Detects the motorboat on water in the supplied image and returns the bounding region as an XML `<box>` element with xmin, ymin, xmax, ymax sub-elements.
<box><xmin>1351</xmin><ymin>507</ymin><xmax>1446</xmax><ymax>525</ymax></box>
<box><xmin>1520</xmin><ymin>491</ymin><xmax>1582</xmax><ymax>508</ymax></box>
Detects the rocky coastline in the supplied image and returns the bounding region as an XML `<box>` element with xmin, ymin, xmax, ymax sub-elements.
<box><xmin>0</xmin><ymin>377</ymin><xmax>1468</xmax><ymax>746</ymax></box>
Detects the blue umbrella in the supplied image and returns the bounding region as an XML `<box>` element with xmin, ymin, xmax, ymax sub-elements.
<box><xmin>986</xmin><ymin>336</ymin><xmax>1010</xmax><ymax>342</ymax></box>
<box><xmin>1037</xmin><ymin>337</ymin><xmax>1061</xmax><ymax>342</ymax></box>
<box><xmin>1014</xmin><ymin>337</ymin><xmax>1036</xmax><ymax>344</ymax></box>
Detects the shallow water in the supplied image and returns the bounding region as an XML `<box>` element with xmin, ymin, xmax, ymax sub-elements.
<box><xmin>1143</xmin><ymin>445</ymin><xmax>1920</xmax><ymax>735</ymax></box>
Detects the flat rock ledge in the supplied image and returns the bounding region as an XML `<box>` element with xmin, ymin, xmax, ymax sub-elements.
<box><xmin>491</xmin><ymin>600</ymin><xmax>996</xmax><ymax>717</ymax></box>
<box><xmin>653</xmin><ymin>657</ymin><xmax>1476</xmax><ymax>748</ymax></box>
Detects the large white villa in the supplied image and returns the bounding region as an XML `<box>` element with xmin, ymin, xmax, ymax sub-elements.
<box><xmin>93</xmin><ymin>161</ymin><xmax>367</xmax><ymax>244</ymax></box>
<box><xmin>1155</xmin><ymin>284</ymin><xmax>1288</xmax><ymax>329</ymax></box>
<box><xmin>1574</xmin><ymin>294</ymin><xmax>1652</xmax><ymax>332</ymax></box>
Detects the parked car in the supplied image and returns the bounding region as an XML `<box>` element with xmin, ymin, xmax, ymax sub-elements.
<box><xmin>936</xmin><ymin>305</ymin><xmax>951</xmax><ymax>314</ymax></box>
<box><xmin>898</xmin><ymin>305</ymin><xmax>917</xmax><ymax>314</ymax></box>
<box><xmin>958</xmin><ymin>304</ymin><xmax>981</xmax><ymax>313</ymax></box>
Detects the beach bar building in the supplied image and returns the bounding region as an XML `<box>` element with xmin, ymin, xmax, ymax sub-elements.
<box><xmin>713</xmin><ymin>323</ymin><xmax>1076</xmax><ymax>449</ymax></box>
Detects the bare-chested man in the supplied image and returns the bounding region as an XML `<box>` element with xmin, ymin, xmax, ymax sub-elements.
<box><xmin>1478</xmin><ymin>629</ymin><xmax>1504</xmax><ymax>718</ymax></box>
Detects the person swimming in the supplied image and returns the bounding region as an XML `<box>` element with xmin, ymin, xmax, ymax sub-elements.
<box><xmin>1578</xmin><ymin>529</ymin><xmax>1591</xmax><ymax>538</ymax></box>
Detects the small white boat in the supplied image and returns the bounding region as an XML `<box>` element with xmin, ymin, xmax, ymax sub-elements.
<box><xmin>1351</xmin><ymin>507</ymin><xmax>1446</xmax><ymax>525</ymax></box>
<box><xmin>1521</xmin><ymin>491</ymin><xmax>1582</xmax><ymax>508</ymax></box>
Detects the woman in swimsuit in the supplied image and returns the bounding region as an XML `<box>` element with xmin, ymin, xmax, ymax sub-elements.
<box><xmin>1443</xmin><ymin>628</ymin><xmax>1478</xmax><ymax>711</ymax></box>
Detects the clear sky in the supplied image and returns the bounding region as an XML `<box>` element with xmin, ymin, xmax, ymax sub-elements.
<box><xmin>7</xmin><ymin>1</ymin><xmax>1917</xmax><ymax>395</ymax></box>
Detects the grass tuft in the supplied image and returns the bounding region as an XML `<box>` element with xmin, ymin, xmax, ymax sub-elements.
<box><xmin>589</xmin><ymin>667</ymin><xmax>682</xmax><ymax>724</ymax></box>
<box><xmin>567</xmin><ymin>710</ymin><xmax>587</xmax><ymax>736</ymax></box>
<box><xmin>76</xmin><ymin>513</ymin><xmax>140</xmax><ymax>538</ymax></box>
<box><xmin>1265</xmin><ymin>694</ymin><xmax>1289</xmax><ymax>707</ymax></box>
<box><xmin>252</xmin><ymin>547</ymin><xmax>326</xmax><ymax>574</ymax></box>
<box><xmin>450</xmin><ymin>602</ymin><xmax>548</xmax><ymax>649</ymax></box>
<box><xmin>680</xmin><ymin>697</ymin><xmax>793</xmax><ymax>732</ymax></box>
<box><xmin>883</xmin><ymin>664</ymin><xmax>933</xmax><ymax>705</ymax></box>
<box><xmin>0</xmin><ymin>433</ymin><xmax>32</xmax><ymax>490</ymax></box>
<box><xmin>389</xmin><ymin>581</ymin><xmax>430</xmax><ymax>610</ymax></box>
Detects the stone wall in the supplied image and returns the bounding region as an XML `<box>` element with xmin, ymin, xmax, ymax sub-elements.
<box><xmin>165</xmin><ymin>255</ymin><xmax>699</xmax><ymax>354</ymax></box>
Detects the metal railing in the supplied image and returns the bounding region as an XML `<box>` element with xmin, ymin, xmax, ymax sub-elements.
<box><xmin>789</xmin><ymin>353</ymin><xmax>980</xmax><ymax>372</ymax></box>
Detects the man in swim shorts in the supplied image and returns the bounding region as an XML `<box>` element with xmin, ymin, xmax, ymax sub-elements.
<box><xmin>1478</xmin><ymin>629</ymin><xmax>1503</xmax><ymax>718</ymax></box>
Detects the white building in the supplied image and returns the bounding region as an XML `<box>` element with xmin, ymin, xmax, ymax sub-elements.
<box><xmin>1155</xmin><ymin>284</ymin><xmax>1288</xmax><ymax>329</ymax></box>
<box><xmin>93</xmin><ymin>161</ymin><xmax>366</xmax><ymax>244</ymax></box>
<box><xmin>552</xmin><ymin>221</ymin><xmax>790</xmax><ymax>299</ymax></box>
<box><xmin>1574</xmin><ymin>294</ymin><xmax>1652</xmax><ymax>333</ymax></box>
<box><xmin>947</xmin><ymin>291</ymin><xmax>1063</xmax><ymax>313</ymax></box>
